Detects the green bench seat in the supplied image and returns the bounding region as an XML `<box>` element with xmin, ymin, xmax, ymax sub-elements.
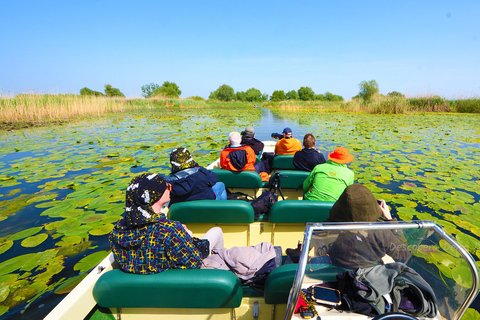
<box><xmin>272</xmin><ymin>155</ymin><xmax>295</xmax><ymax>170</ymax></box>
<box><xmin>93</xmin><ymin>269</ymin><xmax>243</xmax><ymax>309</ymax></box>
<box><xmin>268</xmin><ymin>200</ymin><xmax>334</xmax><ymax>223</ymax></box>
<box><xmin>210</xmin><ymin>169</ymin><xmax>267</xmax><ymax>189</ymax></box>
<box><xmin>168</xmin><ymin>200</ymin><xmax>255</xmax><ymax>224</ymax></box>
<box><xmin>269</xmin><ymin>170</ymin><xmax>310</xmax><ymax>189</ymax></box>
<box><xmin>264</xmin><ymin>263</ymin><xmax>348</xmax><ymax>304</ymax></box>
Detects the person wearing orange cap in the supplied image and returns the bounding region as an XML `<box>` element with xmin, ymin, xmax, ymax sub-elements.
<box><xmin>303</xmin><ymin>147</ymin><xmax>354</xmax><ymax>201</ymax></box>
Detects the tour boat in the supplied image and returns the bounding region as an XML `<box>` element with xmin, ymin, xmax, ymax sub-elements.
<box><xmin>45</xmin><ymin>141</ymin><xmax>479</xmax><ymax>320</ymax></box>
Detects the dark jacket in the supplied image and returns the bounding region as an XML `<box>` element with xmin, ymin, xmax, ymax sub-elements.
<box><xmin>293</xmin><ymin>148</ymin><xmax>326</xmax><ymax>171</ymax></box>
<box><xmin>241</xmin><ymin>137</ymin><xmax>264</xmax><ymax>155</ymax></box>
<box><xmin>166</xmin><ymin>167</ymin><xmax>217</xmax><ymax>206</ymax></box>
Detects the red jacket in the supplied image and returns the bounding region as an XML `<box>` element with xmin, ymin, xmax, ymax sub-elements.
<box><xmin>220</xmin><ymin>145</ymin><xmax>256</xmax><ymax>171</ymax></box>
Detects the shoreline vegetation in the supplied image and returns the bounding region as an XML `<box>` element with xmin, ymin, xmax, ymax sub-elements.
<box><xmin>1</xmin><ymin>93</ymin><xmax>479</xmax><ymax>130</ymax></box>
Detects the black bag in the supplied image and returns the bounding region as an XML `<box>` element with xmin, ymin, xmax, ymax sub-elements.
<box><xmin>226</xmin><ymin>190</ymin><xmax>255</xmax><ymax>201</ymax></box>
<box><xmin>193</xmin><ymin>237</ymin><xmax>210</xmax><ymax>259</ymax></box>
<box><xmin>251</xmin><ymin>190</ymin><xmax>278</xmax><ymax>220</ymax></box>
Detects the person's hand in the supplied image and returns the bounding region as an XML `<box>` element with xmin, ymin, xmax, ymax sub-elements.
<box><xmin>378</xmin><ymin>199</ymin><xmax>393</xmax><ymax>220</ymax></box>
<box><xmin>182</xmin><ymin>224</ymin><xmax>193</xmax><ymax>237</ymax></box>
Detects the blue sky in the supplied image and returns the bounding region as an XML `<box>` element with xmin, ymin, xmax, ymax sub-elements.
<box><xmin>1</xmin><ymin>1</ymin><xmax>479</xmax><ymax>100</ymax></box>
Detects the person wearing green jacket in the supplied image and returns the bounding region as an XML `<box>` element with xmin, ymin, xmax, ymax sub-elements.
<box><xmin>303</xmin><ymin>147</ymin><xmax>354</xmax><ymax>201</ymax></box>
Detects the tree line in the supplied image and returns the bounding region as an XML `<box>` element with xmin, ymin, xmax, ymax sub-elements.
<box><xmin>80</xmin><ymin>80</ymin><xmax>405</xmax><ymax>102</ymax></box>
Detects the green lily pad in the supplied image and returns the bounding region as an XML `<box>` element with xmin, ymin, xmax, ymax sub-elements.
<box><xmin>7</xmin><ymin>227</ymin><xmax>43</xmax><ymax>241</ymax></box>
<box><xmin>21</xmin><ymin>233</ymin><xmax>48</xmax><ymax>247</ymax></box>
<box><xmin>452</xmin><ymin>265</ymin><xmax>473</xmax><ymax>288</ymax></box>
<box><xmin>0</xmin><ymin>240</ymin><xmax>14</xmax><ymax>255</ymax></box>
<box><xmin>73</xmin><ymin>251</ymin><xmax>109</xmax><ymax>272</ymax></box>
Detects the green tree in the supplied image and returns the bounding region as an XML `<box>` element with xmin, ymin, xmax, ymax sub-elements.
<box><xmin>153</xmin><ymin>81</ymin><xmax>181</xmax><ymax>98</ymax></box>
<box><xmin>245</xmin><ymin>88</ymin><xmax>263</xmax><ymax>102</ymax></box>
<box><xmin>141</xmin><ymin>83</ymin><xmax>161</xmax><ymax>98</ymax></box>
<box><xmin>324</xmin><ymin>91</ymin><xmax>344</xmax><ymax>101</ymax></box>
<box><xmin>270</xmin><ymin>90</ymin><xmax>286</xmax><ymax>101</ymax></box>
<box><xmin>80</xmin><ymin>87</ymin><xmax>104</xmax><ymax>96</ymax></box>
<box><xmin>286</xmin><ymin>90</ymin><xmax>299</xmax><ymax>100</ymax></box>
<box><xmin>236</xmin><ymin>91</ymin><xmax>247</xmax><ymax>101</ymax></box>
<box><xmin>298</xmin><ymin>86</ymin><xmax>315</xmax><ymax>101</ymax></box>
<box><xmin>358</xmin><ymin>80</ymin><xmax>379</xmax><ymax>101</ymax></box>
<box><xmin>315</xmin><ymin>94</ymin><xmax>325</xmax><ymax>101</ymax></box>
<box><xmin>388</xmin><ymin>91</ymin><xmax>405</xmax><ymax>98</ymax></box>
<box><xmin>104</xmin><ymin>84</ymin><xmax>125</xmax><ymax>97</ymax></box>
<box><xmin>209</xmin><ymin>84</ymin><xmax>235</xmax><ymax>101</ymax></box>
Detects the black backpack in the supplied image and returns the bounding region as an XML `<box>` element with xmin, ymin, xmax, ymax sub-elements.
<box><xmin>251</xmin><ymin>190</ymin><xmax>278</xmax><ymax>220</ymax></box>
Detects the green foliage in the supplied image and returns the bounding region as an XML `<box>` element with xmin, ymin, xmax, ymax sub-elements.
<box><xmin>388</xmin><ymin>91</ymin><xmax>405</xmax><ymax>98</ymax></box>
<box><xmin>408</xmin><ymin>96</ymin><xmax>450</xmax><ymax>112</ymax></box>
<box><xmin>315</xmin><ymin>94</ymin><xmax>325</xmax><ymax>101</ymax></box>
<box><xmin>298</xmin><ymin>86</ymin><xmax>315</xmax><ymax>101</ymax></box>
<box><xmin>324</xmin><ymin>91</ymin><xmax>344</xmax><ymax>101</ymax></box>
<box><xmin>270</xmin><ymin>90</ymin><xmax>287</xmax><ymax>101</ymax></box>
<box><xmin>104</xmin><ymin>84</ymin><xmax>125</xmax><ymax>97</ymax></box>
<box><xmin>245</xmin><ymin>88</ymin><xmax>263</xmax><ymax>102</ymax></box>
<box><xmin>236</xmin><ymin>91</ymin><xmax>247</xmax><ymax>101</ymax></box>
<box><xmin>141</xmin><ymin>83</ymin><xmax>160</xmax><ymax>98</ymax></box>
<box><xmin>80</xmin><ymin>87</ymin><xmax>104</xmax><ymax>97</ymax></box>
<box><xmin>358</xmin><ymin>80</ymin><xmax>379</xmax><ymax>101</ymax></box>
<box><xmin>187</xmin><ymin>96</ymin><xmax>206</xmax><ymax>101</ymax></box>
<box><xmin>451</xmin><ymin>99</ymin><xmax>480</xmax><ymax>113</ymax></box>
<box><xmin>209</xmin><ymin>84</ymin><xmax>235</xmax><ymax>101</ymax></box>
<box><xmin>286</xmin><ymin>90</ymin><xmax>299</xmax><ymax>100</ymax></box>
<box><xmin>153</xmin><ymin>81</ymin><xmax>181</xmax><ymax>98</ymax></box>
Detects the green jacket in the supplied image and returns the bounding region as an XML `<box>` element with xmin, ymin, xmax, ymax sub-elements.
<box><xmin>303</xmin><ymin>160</ymin><xmax>354</xmax><ymax>201</ymax></box>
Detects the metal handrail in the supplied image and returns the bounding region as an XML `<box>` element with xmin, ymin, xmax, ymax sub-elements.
<box><xmin>283</xmin><ymin>221</ymin><xmax>480</xmax><ymax>320</ymax></box>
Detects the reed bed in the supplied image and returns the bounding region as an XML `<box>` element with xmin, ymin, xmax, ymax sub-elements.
<box><xmin>0</xmin><ymin>94</ymin><xmax>129</xmax><ymax>124</ymax></box>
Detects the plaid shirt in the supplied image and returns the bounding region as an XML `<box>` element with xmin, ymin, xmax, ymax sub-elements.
<box><xmin>110</xmin><ymin>215</ymin><xmax>202</xmax><ymax>274</ymax></box>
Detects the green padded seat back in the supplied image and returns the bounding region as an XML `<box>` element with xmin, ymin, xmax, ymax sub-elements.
<box><xmin>272</xmin><ymin>155</ymin><xmax>295</xmax><ymax>170</ymax></box>
<box><xmin>269</xmin><ymin>171</ymin><xmax>310</xmax><ymax>189</ymax></box>
<box><xmin>93</xmin><ymin>269</ymin><xmax>243</xmax><ymax>309</ymax></box>
<box><xmin>210</xmin><ymin>169</ymin><xmax>266</xmax><ymax>188</ymax></box>
<box><xmin>264</xmin><ymin>264</ymin><xmax>347</xmax><ymax>304</ymax></box>
<box><xmin>268</xmin><ymin>200</ymin><xmax>334</xmax><ymax>223</ymax></box>
<box><xmin>168</xmin><ymin>200</ymin><xmax>255</xmax><ymax>223</ymax></box>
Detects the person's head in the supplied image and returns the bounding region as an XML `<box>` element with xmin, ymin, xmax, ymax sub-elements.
<box><xmin>327</xmin><ymin>184</ymin><xmax>382</xmax><ymax>222</ymax></box>
<box><xmin>170</xmin><ymin>148</ymin><xmax>197</xmax><ymax>173</ymax></box>
<box><xmin>303</xmin><ymin>133</ymin><xmax>316</xmax><ymax>148</ymax></box>
<box><xmin>282</xmin><ymin>127</ymin><xmax>293</xmax><ymax>139</ymax></box>
<box><xmin>123</xmin><ymin>173</ymin><xmax>172</xmax><ymax>228</ymax></box>
<box><xmin>328</xmin><ymin>147</ymin><xmax>353</xmax><ymax>164</ymax></box>
<box><xmin>228</xmin><ymin>131</ymin><xmax>242</xmax><ymax>146</ymax></box>
<box><xmin>242</xmin><ymin>127</ymin><xmax>255</xmax><ymax>139</ymax></box>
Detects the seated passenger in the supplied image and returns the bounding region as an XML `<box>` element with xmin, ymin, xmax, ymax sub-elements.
<box><xmin>293</xmin><ymin>133</ymin><xmax>326</xmax><ymax>171</ymax></box>
<box><xmin>327</xmin><ymin>183</ymin><xmax>410</xmax><ymax>269</ymax></box>
<box><xmin>241</xmin><ymin>126</ymin><xmax>264</xmax><ymax>155</ymax></box>
<box><xmin>274</xmin><ymin>127</ymin><xmax>302</xmax><ymax>155</ymax></box>
<box><xmin>220</xmin><ymin>132</ymin><xmax>269</xmax><ymax>181</ymax></box>
<box><xmin>303</xmin><ymin>147</ymin><xmax>354</xmax><ymax>201</ymax></box>
<box><xmin>166</xmin><ymin>148</ymin><xmax>227</xmax><ymax>206</ymax></box>
<box><xmin>110</xmin><ymin>173</ymin><xmax>224</xmax><ymax>274</ymax></box>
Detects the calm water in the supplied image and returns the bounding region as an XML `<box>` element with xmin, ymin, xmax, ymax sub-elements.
<box><xmin>0</xmin><ymin>107</ymin><xmax>479</xmax><ymax>319</ymax></box>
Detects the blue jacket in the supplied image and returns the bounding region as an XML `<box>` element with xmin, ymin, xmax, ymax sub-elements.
<box><xmin>166</xmin><ymin>167</ymin><xmax>217</xmax><ymax>206</ymax></box>
<box><xmin>293</xmin><ymin>148</ymin><xmax>326</xmax><ymax>171</ymax></box>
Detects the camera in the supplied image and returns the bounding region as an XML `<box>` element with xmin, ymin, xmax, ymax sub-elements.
<box><xmin>271</xmin><ymin>132</ymin><xmax>283</xmax><ymax>140</ymax></box>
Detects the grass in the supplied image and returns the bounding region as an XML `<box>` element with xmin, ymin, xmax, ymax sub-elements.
<box><xmin>1</xmin><ymin>93</ymin><xmax>479</xmax><ymax>130</ymax></box>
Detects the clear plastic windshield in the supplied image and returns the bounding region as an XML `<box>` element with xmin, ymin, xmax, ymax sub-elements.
<box><xmin>285</xmin><ymin>221</ymin><xmax>479</xmax><ymax>320</ymax></box>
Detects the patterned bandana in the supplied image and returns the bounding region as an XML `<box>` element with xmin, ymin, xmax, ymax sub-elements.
<box><xmin>170</xmin><ymin>148</ymin><xmax>197</xmax><ymax>173</ymax></box>
<box><xmin>123</xmin><ymin>173</ymin><xmax>167</xmax><ymax>228</ymax></box>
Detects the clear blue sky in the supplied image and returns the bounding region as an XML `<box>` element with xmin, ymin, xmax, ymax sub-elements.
<box><xmin>1</xmin><ymin>1</ymin><xmax>479</xmax><ymax>100</ymax></box>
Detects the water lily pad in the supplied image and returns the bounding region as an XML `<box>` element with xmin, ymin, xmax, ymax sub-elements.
<box><xmin>0</xmin><ymin>240</ymin><xmax>13</xmax><ymax>255</ymax></box>
<box><xmin>53</xmin><ymin>273</ymin><xmax>88</xmax><ymax>295</ymax></box>
<box><xmin>7</xmin><ymin>227</ymin><xmax>43</xmax><ymax>241</ymax></box>
<box><xmin>73</xmin><ymin>251</ymin><xmax>109</xmax><ymax>272</ymax></box>
<box><xmin>21</xmin><ymin>233</ymin><xmax>48</xmax><ymax>247</ymax></box>
<box><xmin>452</xmin><ymin>265</ymin><xmax>473</xmax><ymax>288</ymax></box>
<box><xmin>89</xmin><ymin>224</ymin><xmax>114</xmax><ymax>236</ymax></box>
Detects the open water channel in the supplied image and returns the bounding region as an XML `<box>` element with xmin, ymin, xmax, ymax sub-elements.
<box><xmin>0</xmin><ymin>106</ymin><xmax>479</xmax><ymax>319</ymax></box>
